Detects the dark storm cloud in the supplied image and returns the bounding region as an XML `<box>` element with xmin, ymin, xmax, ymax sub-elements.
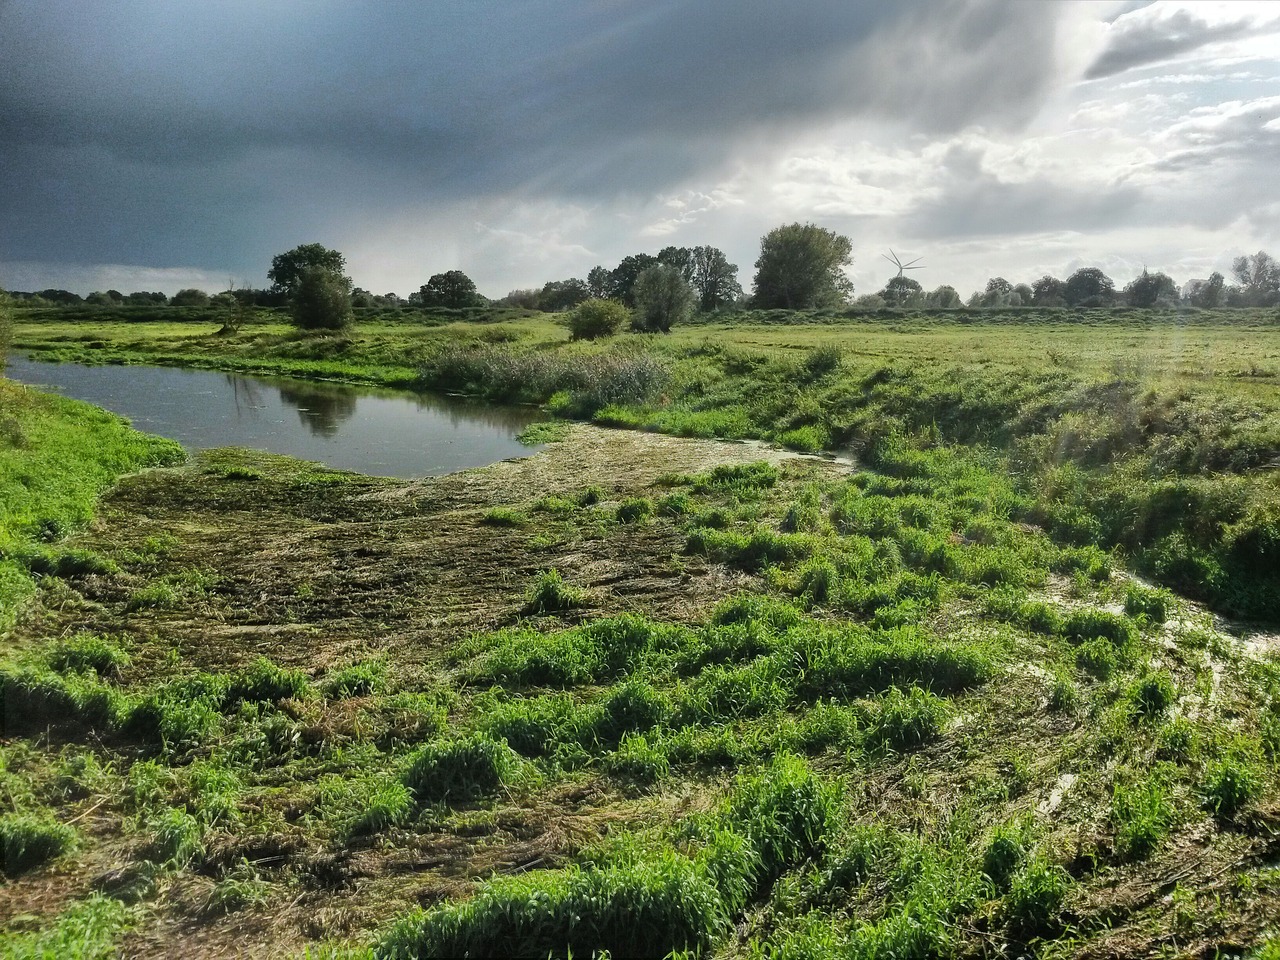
<box><xmin>0</xmin><ymin>0</ymin><xmax>1071</xmax><ymax>276</ymax></box>
<box><xmin>1085</xmin><ymin>6</ymin><xmax>1268</xmax><ymax>80</ymax></box>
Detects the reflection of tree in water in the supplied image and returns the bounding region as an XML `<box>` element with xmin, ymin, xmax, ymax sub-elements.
<box><xmin>409</xmin><ymin>392</ymin><xmax>539</xmax><ymax>432</ymax></box>
<box><xmin>276</xmin><ymin>381</ymin><xmax>359</xmax><ymax>438</ymax></box>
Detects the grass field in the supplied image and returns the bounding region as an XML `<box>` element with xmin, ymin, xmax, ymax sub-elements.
<box><xmin>2</xmin><ymin>308</ymin><xmax>1280</xmax><ymax>957</ymax></box>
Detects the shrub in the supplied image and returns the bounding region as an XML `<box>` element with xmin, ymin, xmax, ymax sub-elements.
<box><xmin>402</xmin><ymin>735</ymin><xmax>522</xmax><ymax>804</ymax></box>
<box><xmin>523</xmin><ymin>568</ymin><xmax>588</xmax><ymax>615</ymax></box>
<box><xmin>0</xmin><ymin>814</ymin><xmax>77</xmax><ymax>875</ymax></box>
<box><xmin>567</xmin><ymin>298</ymin><xmax>629</xmax><ymax>340</ymax></box>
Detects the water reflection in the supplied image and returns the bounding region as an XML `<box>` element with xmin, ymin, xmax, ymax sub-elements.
<box><xmin>5</xmin><ymin>355</ymin><xmax>543</xmax><ymax>479</ymax></box>
<box><xmin>276</xmin><ymin>381</ymin><xmax>358</xmax><ymax>438</ymax></box>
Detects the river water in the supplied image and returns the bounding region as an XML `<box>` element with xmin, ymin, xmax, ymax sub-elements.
<box><xmin>4</xmin><ymin>355</ymin><xmax>543</xmax><ymax>479</ymax></box>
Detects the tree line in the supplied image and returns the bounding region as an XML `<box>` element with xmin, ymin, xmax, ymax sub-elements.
<box><xmin>6</xmin><ymin>229</ymin><xmax>1278</xmax><ymax>326</ymax></box>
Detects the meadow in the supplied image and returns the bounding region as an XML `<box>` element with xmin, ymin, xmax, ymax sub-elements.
<box><xmin>1</xmin><ymin>307</ymin><xmax>1279</xmax><ymax>958</ymax></box>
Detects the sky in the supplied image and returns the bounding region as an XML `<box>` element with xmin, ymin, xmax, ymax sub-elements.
<box><xmin>1</xmin><ymin>0</ymin><xmax>1278</xmax><ymax>300</ymax></box>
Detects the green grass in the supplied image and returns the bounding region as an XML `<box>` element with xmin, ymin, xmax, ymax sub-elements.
<box><xmin>0</xmin><ymin>380</ymin><xmax>184</xmax><ymax>630</ymax></box>
<box><xmin>5</xmin><ymin>308</ymin><xmax>1280</xmax><ymax>955</ymax></box>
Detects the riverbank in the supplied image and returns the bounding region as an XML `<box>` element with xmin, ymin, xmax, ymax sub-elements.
<box><xmin>12</xmin><ymin>310</ymin><xmax>1280</xmax><ymax>619</ymax></box>
<box><xmin>1</xmin><ymin>383</ymin><xmax>1278</xmax><ymax>956</ymax></box>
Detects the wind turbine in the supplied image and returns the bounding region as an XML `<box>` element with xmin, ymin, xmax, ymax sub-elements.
<box><xmin>882</xmin><ymin>250</ymin><xmax>924</xmax><ymax>278</ymax></box>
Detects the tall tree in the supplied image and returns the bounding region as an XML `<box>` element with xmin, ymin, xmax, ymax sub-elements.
<box><xmin>924</xmin><ymin>285</ymin><xmax>962</xmax><ymax>308</ymax></box>
<box><xmin>1063</xmin><ymin>267</ymin><xmax>1115</xmax><ymax>307</ymax></box>
<box><xmin>1031</xmin><ymin>275</ymin><xmax>1065</xmax><ymax>306</ymax></box>
<box><xmin>419</xmin><ymin>270</ymin><xmax>482</xmax><ymax>308</ymax></box>
<box><xmin>752</xmin><ymin>223</ymin><xmax>853</xmax><ymax>309</ymax></box>
<box><xmin>880</xmin><ymin>276</ymin><xmax>922</xmax><ymax>308</ymax></box>
<box><xmin>656</xmin><ymin>246</ymin><xmax>695</xmax><ymax>281</ymax></box>
<box><xmin>291</xmin><ymin>266</ymin><xmax>353</xmax><ymax>330</ymax></box>
<box><xmin>268</xmin><ymin>244</ymin><xmax>348</xmax><ymax>298</ymax></box>
<box><xmin>1231</xmin><ymin>251</ymin><xmax>1280</xmax><ymax>306</ymax></box>
<box><xmin>1123</xmin><ymin>269</ymin><xmax>1177</xmax><ymax>307</ymax></box>
<box><xmin>1191</xmin><ymin>272</ymin><xmax>1225</xmax><ymax>308</ymax></box>
<box><xmin>586</xmin><ymin>266</ymin><xmax>612</xmax><ymax>299</ymax></box>
<box><xmin>608</xmin><ymin>254</ymin><xmax>660</xmax><ymax>307</ymax></box>
<box><xmin>632</xmin><ymin>265</ymin><xmax>695</xmax><ymax>333</ymax></box>
<box><xmin>538</xmin><ymin>278</ymin><xmax>590</xmax><ymax>312</ymax></box>
<box><xmin>689</xmin><ymin>245</ymin><xmax>742</xmax><ymax>311</ymax></box>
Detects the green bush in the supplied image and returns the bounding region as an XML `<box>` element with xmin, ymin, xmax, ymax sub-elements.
<box><xmin>403</xmin><ymin>735</ymin><xmax>522</xmax><ymax>804</ymax></box>
<box><xmin>0</xmin><ymin>813</ymin><xmax>77</xmax><ymax>875</ymax></box>
<box><xmin>567</xmin><ymin>298</ymin><xmax>629</xmax><ymax>341</ymax></box>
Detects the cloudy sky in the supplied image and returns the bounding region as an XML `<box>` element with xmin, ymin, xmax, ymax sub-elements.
<box><xmin>2</xmin><ymin>0</ymin><xmax>1278</xmax><ymax>299</ymax></box>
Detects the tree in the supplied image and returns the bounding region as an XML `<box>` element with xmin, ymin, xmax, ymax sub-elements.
<box><xmin>418</xmin><ymin>270</ymin><xmax>482</xmax><ymax>309</ymax></box>
<box><xmin>291</xmin><ymin>266</ymin><xmax>352</xmax><ymax>330</ymax></box>
<box><xmin>1063</xmin><ymin>267</ymin><xmax>1115</xmax><ymax>307</ymax></box>
<box><xmin>170</xmin><ymin>288</ymin><xmax>210</xmax><ymax>307</ymax></box>
<box><xmin>1190</xmin><ymin>272</ymin><xmax>1225</xmax><ymax>308</ymax></box>
<box><xmin>632</xmin><ymin>265</ymin><xmax>695</xmax><ymax>332</ymax></box>
<box><xmin>586</xmin><ymin>266</ymin><xmax>611</xmax><ymax>300</ymax></box>
<box><xmin>538</xmin><ymin>278</ymin><xmax>590</xmax><ymax>312</ymax></box>
<box><xmin>1123</xmin><ymin>269</ymin><xmax>1178</xmax><ymax>308</ymax></box>
<box><xmin>1031</xmin><ymin>276</ymin><xmax>1065</xmax><ymax>307</ymax></box>
<box><xmin>656</xmin><ymin>246</ymin><xmax>695</xmax><ymax>281</ymax></box>
<box><xmin>608</xmin><ymin>254</ymin><xmax>660</xmax><ymax>306</ymax></box>
<box><xmin>1012</xmin><ymin>283</ymin><xmax>1034</xmax><ymax>305</ymax></box>
<box><xmin>925</xmin><ymin>285</ymin><xmax>962</xmax><ymax>309</ymax></box>
<box><xmin>568</xmin><ymin>298</ymin><xmax>629</xmax><ymax>341</ymax></box>
<box><xmin>880</xmin><ymin>275</ymin><xmax>923</xmax><ymax>308</ymax></box>
<box><xmin>500</xmin><ymin>288</ymin><xmax>541</xmax><ymax>310</ymax></box>
<box><xmin>752</xmin><ymin>222</ymin><xmax>854</xmax><ymax>309</ymax></box>
<box><xmin>1231</xmin><ymin>251</ymin><xmax>1280</xmax><ymax>306</ymax></box>
<box><xmin>269</xmin><ymin>243</ymin><xmax>348</xmax><ymax>298</ymax></box>
<box><xmin>689</xmin><ymin>245</ymin><xmax>742</xmax><ymax>311</ymax></box>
